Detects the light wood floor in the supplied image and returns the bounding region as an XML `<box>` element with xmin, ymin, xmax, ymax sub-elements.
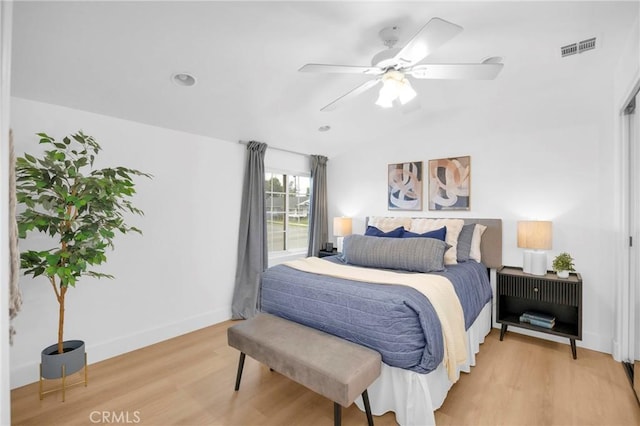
<box><xmin>11</xmin><ymin>321</ymin><xmax>640</xmax><ymax>426</ymax></box>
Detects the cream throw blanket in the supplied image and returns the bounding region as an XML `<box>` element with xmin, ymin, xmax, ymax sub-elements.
<box><xmin>283</xmin><ymin>257</ymin><xmax>468</xmax><ymax>382</ymax></box>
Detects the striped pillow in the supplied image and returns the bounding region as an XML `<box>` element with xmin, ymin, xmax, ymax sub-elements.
<box><xmin>343</xmin><ymin>234</ymin><xmax>447</xmax><ymax>273</ymax></box>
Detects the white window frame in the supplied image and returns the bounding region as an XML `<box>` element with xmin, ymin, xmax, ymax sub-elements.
<box><xmin>265</xmin><ymin>169</ymin><xmax>310</xmax><ymax>262</ymax></box>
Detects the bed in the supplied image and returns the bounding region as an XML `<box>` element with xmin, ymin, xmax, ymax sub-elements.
<box><xmin>260</xmin><ymin>217</ymin><xmax>502</xmax><ymax>425</ymax></box>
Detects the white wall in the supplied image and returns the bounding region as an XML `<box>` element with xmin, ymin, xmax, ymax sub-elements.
<box><xmin>328</xmin><ymin>43</ymin><xmax>623</xmax><ymax>355</ymax></box>
<box><xmin>9</xmin><ymin>98</ymin><xmax>244</xmax><ymax>388</ymax></box>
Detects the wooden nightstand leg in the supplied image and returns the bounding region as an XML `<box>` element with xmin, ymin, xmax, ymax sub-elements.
<box><xmin>570</xmin><ymin>339</ymin><xmax>577</xmax><ymax>359</ymax></box>
<box><xmin>500</xmin><ymin>324</ymin><xmax>508</xmax><ymax>341</ymax></box>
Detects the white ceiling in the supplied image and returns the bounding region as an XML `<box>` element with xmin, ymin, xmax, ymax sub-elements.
<box><xmin>10</xmin><ymin>1</ymin><xmax>640</xmax><ymax>157</ymax></box>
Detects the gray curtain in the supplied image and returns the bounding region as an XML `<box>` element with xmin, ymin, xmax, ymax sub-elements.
<box><xmin>307</xmin><ymin>155</ymin><xmax>328</xmax><ymax>257</ymax></box>
<box><xmin>231</xmin><ymin>141</ymin><xmax>268</xmax><ymax>319</ymax></box>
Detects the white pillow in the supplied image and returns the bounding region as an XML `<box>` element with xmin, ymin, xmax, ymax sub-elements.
<box><xmin>410</xmin><ymin>218</ymin><xmax>464</xmax><ymax>265</ymax></box>
<box><xmin>367</xmin><ymin>216</ymin><xmax>412</xmax><ymax>233</ymax></box>
<box><xmin>469</xmin><ymin>224</ymin><xmax>487</xmax><ymax>262</ymax></box>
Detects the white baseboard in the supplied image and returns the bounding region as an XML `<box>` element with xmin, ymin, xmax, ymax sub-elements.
<box><xmin>492</xmin><ymin>324</ymin><xmax>613</xmax><ymax>355</ymax></box>
<box><xmin>10</xmin><ymin>307</ymin><xmax>232</xmax><ymax>389</ymax></box>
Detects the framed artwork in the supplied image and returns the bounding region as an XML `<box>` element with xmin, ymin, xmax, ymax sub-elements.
<box><xmin>388</xmin><ymin>161</ymin><xmax>423</xmax><ymax>211</ymax></box>
<box><xmin>428</xmin><ymin>156</ymin><xmax>470</xmax><ymax>210</ymax></box>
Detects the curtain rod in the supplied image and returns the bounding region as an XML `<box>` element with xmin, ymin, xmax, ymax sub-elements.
<box><xmin>238</xmin><ymin>140</ymin><xmax>310</xmax><ymax>158</ymax></box>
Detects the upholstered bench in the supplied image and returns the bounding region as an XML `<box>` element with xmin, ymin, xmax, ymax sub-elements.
<box><xmin>227</xmin><ymin>313</ymin><xmax>382</xmax><ymax>426</ymax></box>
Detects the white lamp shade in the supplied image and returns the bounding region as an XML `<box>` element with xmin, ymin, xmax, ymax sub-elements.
<box><xmin>375</xmin><ymin>81</ymin><xmax>395</xmax><ymax>108</ymax></box>
<box><xmin>375</xmin><ymin>93</ymin><xmax>394</xmax><ymax>108</ymax></box>
<box><xmin>398</xmin><ymin>80</ymin><xmax>417</xmax><ymax>105</ymax></box>
<box><xmin>375</xmin><ymin>70</ymin><xmax>416</xmax><ymax>108</ymax></box>
<box><xmin>333</xmin><ymin>217</ymin><xmax>352</xmax><ymax>237</ymax></box>
<box><xmin>517</xmin><ymin>221</ymin><xmax>552</xmax><ymax>250</ymax></box>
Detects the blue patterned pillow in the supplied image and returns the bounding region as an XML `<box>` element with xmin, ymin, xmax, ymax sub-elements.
<box><xmin>364</xmin><ymin>225</ymin><xmax>405</xmax><ymax>238</ymax></box>
<box><xmin>343</xmin><ymin>234</ymin><xmax>447</xmax><ymax>272</ymax></box>
<box><xmin>403</xmin><ymin>226</ymin><xmax>447</xmax><ymax>241</ymax></box>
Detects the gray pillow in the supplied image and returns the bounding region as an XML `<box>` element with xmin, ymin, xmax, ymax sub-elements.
<box><xmin>457</xmin><ymin>223</ymin><xmax>476</xmax><ymax>262</ymax></box>
<box><xmin>343</xmin><ymin>234</ymin><xmax>448</xmax><ymax>273</ymax></box>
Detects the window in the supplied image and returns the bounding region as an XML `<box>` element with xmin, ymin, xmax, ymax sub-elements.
<box><xmin>265</xmin><ymin>172</ymin><xmax>310</xmax><ymax>254</ymax></box>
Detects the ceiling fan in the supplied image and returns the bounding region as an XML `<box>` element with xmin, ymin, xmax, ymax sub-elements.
<box><xmin>299</xmin><ymin>18</ymin><xmax>504</xmax><ymax>111</ymax></box>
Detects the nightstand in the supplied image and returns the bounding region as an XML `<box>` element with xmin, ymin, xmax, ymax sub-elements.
<box><xmin>496</xmin><ymin>266</ymin><xmax>582</xmax><ymax>359</ymax></box>
<box><xmin>318</xmin><ymin>248</ymin><xmax>339</xmax><ymax>258</ymax></box>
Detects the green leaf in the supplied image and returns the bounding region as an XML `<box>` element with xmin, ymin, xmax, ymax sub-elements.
<box><xmin>17</xmin><ymin>131</ymin><xmax>151</xmax><ymax>293</ymax></box>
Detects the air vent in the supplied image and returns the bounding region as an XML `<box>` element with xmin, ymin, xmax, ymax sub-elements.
<box><xmin>578</xmin><ymin>37</ymin><xmax>596</xmax><ymax>53</ymax></box>
<box><xmin>561</xmin><ymin>37</ymin><xmax>596</xmax><ymax>57</ymax></box>
<box><xmin>561</xmin><ymin>43</ymin><xmax>578</xmax><ymax>57</ymax></box>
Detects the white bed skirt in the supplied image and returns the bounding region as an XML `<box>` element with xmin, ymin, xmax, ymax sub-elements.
<box><xmin>354</xmin><ymin>302</ymin><xmax>492</xmax><ymax>426</ymax></box>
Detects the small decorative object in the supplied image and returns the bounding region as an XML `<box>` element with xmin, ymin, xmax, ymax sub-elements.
<box><xmin>388</xmin><ymin>161</ymin><xmax>423</xmax><ymax>210</ymax></box>
<box><xmin>552</xmin><ymin>252</ymin><xmax>575</xmax><ymax>279</ymax></box>
<box><xmin>325</xmin><ymin>242</ymin><xmax>333</xmax><ymax>251</ymax></box>
<box><xmin>16</xmin><ymin>131</ymin><xmax>151</xmax><ymax>400</ymax></box>
<box><xmin>428</xmin><ymin>156</ymin><xmax>470</xmax><ymax>210</ymax></box>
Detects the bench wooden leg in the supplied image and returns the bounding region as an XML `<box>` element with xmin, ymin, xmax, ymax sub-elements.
<box><xmin>234</xmin><ymin>352</ymin><xmax>246</xmax><ymax>391</ymax></box>
<box><xmin>362</xmin><ymin>389</ymin><xmax>374</xmax><ymax>426</ymax></box>
<box><xmin>334</xmin><ymin>402</ymin><xmax>341</xmax><ymax>426</ymax></box>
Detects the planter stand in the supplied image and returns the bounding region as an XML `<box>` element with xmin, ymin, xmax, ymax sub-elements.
<box><xmin>39</xmin><ymin>352</ymin><xmax>87</xmax><ymax>402</ymax></box>
<box><xmin>39</xmin><ymin>340</ymin><xmax>88</xmax><ymax>402</ymax></box>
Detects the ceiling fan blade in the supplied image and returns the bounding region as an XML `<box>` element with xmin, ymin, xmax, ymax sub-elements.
<box><xmin>299</xmin><ymin>63</ymin><xmax>383</xmax><ymax>75</ymax></box>
<box><xmin>320</xmin><ymin>79</ymin><xmax>381</xmax><ymax>112</ymax></box>
<box><xmin>407</xmin><ymin>63</ymin><xmax>504</xmax><ymax>80</ymax></box>
<box><xmin>394</xmin><ymin>18</ymin><xmax>463</xmax><ymax>67</ymax></box>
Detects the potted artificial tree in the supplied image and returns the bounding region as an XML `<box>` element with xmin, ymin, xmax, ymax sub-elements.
<box><xmin>16</xmin><ymin>131</ymin><xmax>150</xmax><ymax>397</ymax></box>
<box><xmin>552</xmin><ymin>252</ymin><xmax>576</xmax><ymax>279</ymax></box>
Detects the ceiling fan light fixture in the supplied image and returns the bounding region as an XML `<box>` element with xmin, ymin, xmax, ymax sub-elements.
<box><xmin>375</xmin><ymin>91</ymin><xmax>394</xmax><ymax>108</ymax></box>
<box><xmin>398</xmin><ymin>80</ymin><xmax>417</xmax><ymax>105</ymax></box>
<box><xmin>300</xmin><ymin>18</ymin><xmax>499</xmax><ymax>111</ymax></box>
<box><xmin>375</xmin><ymin>75</ymin><xmax>397</xmax><ymax>108</ymax></box>
<box><xmin>376</xmin><ymin>70</ymin><xmax>416</xmax><ymax>108</ymax></box>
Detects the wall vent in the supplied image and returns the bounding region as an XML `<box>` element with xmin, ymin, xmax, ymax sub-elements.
<box><xmin>561</xmin><ymin>37</ymin><xmax>596</xmax><ymax>57</ymax></box>
<box><xmin>561</xmin><ymin>43</ymin><xmax>577</xmax><ymax>57</ymax></box>
<box><xmin>578</xmin><ymin>37</ymin><xmax>596</xmax><ymax>53</ymax></box>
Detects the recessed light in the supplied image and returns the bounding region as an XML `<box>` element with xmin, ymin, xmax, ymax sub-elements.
<box><xmin>318</xmin><ymin>125</ymin><xmax>331</xmax><ymax>132</ymax></box>
<box><xmin>171</xmin><ymin>73</ymin><xmax>197</xmax><ymax>87</ymax></box>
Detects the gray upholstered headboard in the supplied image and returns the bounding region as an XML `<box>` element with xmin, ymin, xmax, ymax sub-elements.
<box><xmin>364</xmin><ymin>217</ymin><xmax>503</xmax><ymax>269</ymax></box>
<box><xmin>459</xmin><ymin>218</ymin><xmax>502</xmax><ymax>269</ymax></box>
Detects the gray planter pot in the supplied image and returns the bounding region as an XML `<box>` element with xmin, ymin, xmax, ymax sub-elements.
<box><xmin>41</xmin><ymin>340</ymin><xmax>85</xmax><ymax>380</ymax></box>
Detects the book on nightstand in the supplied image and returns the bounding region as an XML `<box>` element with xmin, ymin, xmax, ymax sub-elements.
<box><xmin>520</xmin><ymin>311</ymin><xmax>556</xmax><ymax>329</ymax></box>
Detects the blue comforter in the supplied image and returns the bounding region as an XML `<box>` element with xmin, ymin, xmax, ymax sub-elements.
<box><xmin>260</xmin><ymin>259</ymin><xmax>492</xmax><ymax>373</ymax></box>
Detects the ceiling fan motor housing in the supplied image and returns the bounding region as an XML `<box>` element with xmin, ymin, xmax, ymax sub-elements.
<box><xmin>379</xmin><ymin>26</ymin><xmax>400</xmax><ymax>47</ymax></box>
<box><xmin>372</xmin><ymin>26</ymin><xmax>402</xmax><ymax>68</ymax></box>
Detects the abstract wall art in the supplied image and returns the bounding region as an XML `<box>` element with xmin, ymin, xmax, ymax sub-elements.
<box><xmin>388</xmin><ymin>161</ymin><xmax>423</xmax><ymax>211</ymax></box>
<box><xmin>428</xmin><ymin>156</ymin><xmax>470</xmax><ymax>210</ymax></box>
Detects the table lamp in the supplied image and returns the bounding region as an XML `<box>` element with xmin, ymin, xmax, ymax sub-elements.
<box><xmin>333</xmin><ymin>217</ymin><xmax>352</xmax><ymax>253</ymax></box>
<box><xmin>517</xmin><ymin>220</ymin><xmax>552</xmax><ymax>276</ymax></box>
